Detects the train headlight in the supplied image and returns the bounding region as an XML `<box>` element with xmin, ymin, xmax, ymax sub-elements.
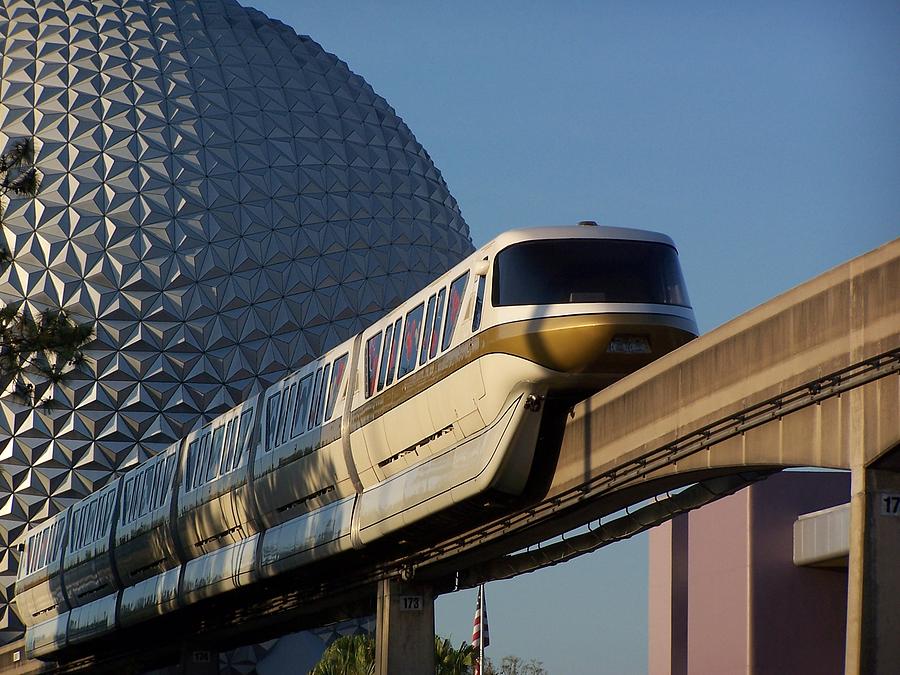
<box><xmin>606</xmin><ymin>335</ymin><xmax>652</xmax><ymax>354</ymax></box>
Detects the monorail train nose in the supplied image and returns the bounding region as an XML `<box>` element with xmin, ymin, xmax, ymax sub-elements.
<box><xmin>485</xmin><ymin>313</ymin><xmax>697</xmax><ymax>375</ymax></box>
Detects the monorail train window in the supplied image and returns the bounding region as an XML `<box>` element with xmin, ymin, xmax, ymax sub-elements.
<box><xmin>220</xmin><ymin>418</ymin><xmax>238</xmax><ymax>475</ymax></box>
<box><xmin>291</xmin><ymin>375</ymin><xmax>312</xmax><ymax>437</ymax></box>
<box><xmin>420</xmin><ymin>294</ymin><xmax>436</xmax><ymax>365</ymax></box>
<box><xmin>98</xmin><ymin>493</ymin><xmax>111</xmax><ymax>537</ymax></box>
<box><xmin>206</xmin><ymin>424</ymin><xmax>226</xmax><ymax>482</ymax></box>
<box><xmin>278</xmin><ymin>382</ymin><xmax>298</xmax><ymax>446</ymax></box>
<box><xmin>325</xmin><ymin>354</ymin><xmax>349</xmax><ymax>420</ymax></box>
<box><xmin>232</xmin><ymin>408</ymin><xmax>254</xmax><ymax>469</ymax></box>
<box><xmin>307</xmin><ymin>367</ymin><xmax>324</xmax><ymax>431</ymax></box>
<box><xmin>472</xmin><ymin>273</ymin><xmax>486</xmax><ymax>331</ymax></box>
<box><xmin>193</xmin><ymin>433</ymin><xmax>211</xmax><ymax>490</ymax></box>
<box><xmin>314</xmin><ymin>362</ymin><xmax>331</xmax><ymax>427</ymax></box>
<box><xmin>37</xmin><ymin>531</ymin><xmax>48</xmax><ymax>570</ymax></box>
<box><xmin>132</xmin><ymin>471</ymin><xmax>146</xmax><ymax>514</ymax></box>
<box><xmin>68</xmin><ymin>512</ymin><xmax>79</xmax><ymax>552</ymax></box>
<box><xmin>34</xmin><ymin>532</ymin><xmax>42</xmax><ymax>571</ymax></box>
<box><xmin>398</xmin><ymin>303</ymin><xmax>425</xmax><ymax>379</ymax></box>
<box><xmin>266</xmin><ymin>391</ymin><xmax>282</xmax><ymax>450</ymax></box>
<box><xmin>366</xmin><ymin>333</ymin><xmax>382</xmax><ymax>397</ymax></box>
<box><xmin>377</xmin><ymin>323</ymin><xmax>394</xmax><ymax>392</ymax></box>
<box><xmin>23</xmin><ymin>536</ymin><xmax>33</xmax><ymax>575</ymax></box>
<box><xmin>145</xmin><ymin>466</ymin><xmax>158</xmax><ymax>514</ymax></box>
<box><xmin>54</xmin><ymin>518</ymin><xmax>65</xmax><ymax>555</ymax></box>
<box><xmin>74</xmin><ymin>507</ymin><xmax>86</xmax><ymax>551</ymax></box>
<box><xmin>30</xmin><ymin>533</ymin><xmax>39</xmax><ymax>574</ymax></box>
<box><xmin>122</xmin><ymin>478</ymin><xmax>134</xmax><ymax>524</ymax></box>
<box><xmin>186</xmin><ymin>438</ymin><xmax>201</xmax><ymax>489</ymax></box>
<box><xmin>385</xmin><ymin>318</ymin><xmax>402</xmax><ymax>387</ymax></box>
<box><xmin>493</xmin><ymin>239</ymin><xmax>692</xmax><ymax>307</ymax></box>
<box><xmin>429</xmin><ymin>288</ymin><xmax>446</xmax><ymax>359</ymax></box>
<box><xmin>442</xmin><ymin>271</ymin><xmax>469</xmax><ymax>351</ymax></box>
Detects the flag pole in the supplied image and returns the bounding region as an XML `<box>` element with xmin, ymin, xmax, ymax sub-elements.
<box><xmin>479</xmin><ymin>583</ymin><xmax>485</xmax><ymax>673</ymax></box>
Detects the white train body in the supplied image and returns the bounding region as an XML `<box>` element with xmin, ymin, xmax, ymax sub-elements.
<box><xmin>14</xmin><ymin>226</ymin><xmax>698</xmax><ymax>657</ymax></box>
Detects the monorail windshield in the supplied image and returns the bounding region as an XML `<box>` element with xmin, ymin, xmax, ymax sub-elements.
<box><xmin>493</xmin><ymin>239</ymin><xmax>691</xmax><ymax>307</ymax></box>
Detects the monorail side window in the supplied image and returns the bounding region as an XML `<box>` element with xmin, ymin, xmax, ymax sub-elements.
<box><xmin>67</xmin><ymin>513</ymin><xmax>78</xmax><ymax>552</ymax></box>
<box><xmin>472</xmin><ymin>273</ymin><xmax>486</xmax><ymax>331</ymax></box>
<box><xmin>233</xmin><ymin>408</ymin><xmax>254</xmax><ymax>469</ymax></box>
<box><xmin>314</xmin><ymin>362</ymin><xmax>331</xmax><ymax>427</ymax></box>
<box><xmin>146</xmin><ymin>464</ymin><xmax>160</xmax><ymax>513</ymax></box>
<box><xmin>99</xmin><ymin>492</ymin><xmax>113</xmax><ymax>536</ymax></box>
<box><xmin>398</xmin><ymin>303</ymin><xmax>425</xmax><ymax>379</ymax></box>
<box><xmin>37</xmin><ymin>530</ymin><xmax>49</xmax><ymax>570</ymax></box>
<box><xmin>442</xmin><ymin>272</ymin><xmax>469</xmax><ymax>351</ymax></box>
<box><xmin>307</xmin><ymin>367</ymin><xmax>324</xmax><ymax>430</ymax></box>
<box><xmin>420</xmin><ymin>295</ymin><xmax>436</xmax><ymax>365</ymax></box>
<box><xmin>278</xmin><ymin>382</ymin><xmax>298</xmax><ymax>446</ymax></box>
<box><xmin>291</xmin><ymin>375</ymin><xmax>312</xmax><ymax>437</ymax></box>
<box><xmin>206</xmin><ymin>424</ymin><xmax>226</xmax><ymax>482</ymax></box>
<box><xmin>195</xmin><ymin>433</ymin><xmax>212</xmax><ymax>490</ymax></box>
<box><xmin>122</xmin><ymin>476</ymin><xmax>135</xmax><ymax>525</ymax></box>
<box><xmin>221</xmin><ymin>418</ymin><xmax>237</xmax><ymax>475</ymax></box>
<box><xmin>266</xmin><ymin>391</ymin><xmax>282</xmax><ymax>451</ymax></box>
<box><xmin>366</xmin><ymin>333</ymin><xmax>382</xmax><ymax>397</ymax></box>
<box><xmin>493</xmin><ymin>239</ymin><xmax>691</xmax><ymax>307</ymax></box>
<box><xmin>164</xmin><ymin>453</ymin><xmax>177</xmax><ymax>497</ymax></box>
<box><xmin>377</xmin><ymin>324</ymin><xmax>394</xmax><ymax>392</ymax></box>
<box><xmin>325</xmin><ymin>354</ymin><xmax>349</xmax><ymax>420</ymax></box>
<box><xmin>185</xmin><ymin>439</ymin><xmax>200</xmax><ymax>490</ymax></box>
<box><xmin>429</xmin><ymin>288</ymin><xmax>446</xmax><ymax>359</ymax></box>
<box><xmin>385</xmin><ymin>318</ymin><xmax>402</xmax><ymax>386</ymax></box>
<box><xmin>24</xmin><ymin>535</ymin><xmax>33</xmax><ymax>575</ymax></box>
<box><xmin>54</xmin><ymin>518</ymin><xmax>66</xmax><ymax>558</ymax></box>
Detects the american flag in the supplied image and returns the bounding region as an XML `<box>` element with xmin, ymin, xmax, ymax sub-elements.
<box><xmin>472</xmin><ymin>583</ymin><xmax>490</xmax><ymax>675</ymax></box>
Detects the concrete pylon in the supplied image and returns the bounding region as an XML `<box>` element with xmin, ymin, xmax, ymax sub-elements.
<box><xmin>845</xmin><ymin>447</ymin><xmax>900</xmax><ymax>675</ymax></box>
<box><xmin>375</xmin><ymin>578</ymin><xmax>435</xmax><ymax>675</ymax></box>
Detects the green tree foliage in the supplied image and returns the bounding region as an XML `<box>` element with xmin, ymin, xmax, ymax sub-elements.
<box><xmin>0</xmin><ymin>137</ymin><xmax>42</xmax><ymax>266</ymax></box>
<box><xmin>434</xmin><ymin>636</ymin><xmax>474</xmax><ymax>675</ymax></box>
<box><xmin>0</xmin><ymin>137</ymin><xmax>41</xmax><ymax>200</ymax></box>
<box><xmin>310</xmin><ymin>634</ymin><xmax>375</xmax><ymax>675</ymax></box>
<box><xmin>309</xmin><ymin>634</ymin><xmax>475</xmax><ymax>675</ymax></box>
<box><xmin>0</xmin><ymin>304</ymin><xmax>93</xmax><ymax>405</ymax></box>
<box><xmin>0</xmin><ymin>138</ymin><xmax>92</xmax><ymax>405</ymax></box>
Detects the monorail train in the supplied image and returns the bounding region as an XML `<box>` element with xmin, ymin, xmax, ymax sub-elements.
<box><xmin>14</xmin><ymin>224</ymin><xmax>698</xmax><ymax>658</ymax></box>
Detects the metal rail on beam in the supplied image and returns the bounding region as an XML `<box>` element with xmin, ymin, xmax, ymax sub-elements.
<box><xmin>394</xmin><ymin>348</ymin><xmax>899</xmax><ymax>577</ymax></box>
<box><xmin>456</xmin><ymin>470</ymin><xmax>775</xmax><ymax>588</ymax></box>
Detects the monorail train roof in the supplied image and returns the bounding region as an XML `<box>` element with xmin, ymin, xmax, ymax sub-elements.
<box><xmin>484</xmin><ymin>224</ymin><xmax>677</xmax><ymax>250</ymax></box>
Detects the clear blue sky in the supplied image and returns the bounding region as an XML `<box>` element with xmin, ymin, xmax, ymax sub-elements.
<box><xmin>251</xmin><ymin>1</ymin><xmax>898</xmax><ymax>672</ymax></box>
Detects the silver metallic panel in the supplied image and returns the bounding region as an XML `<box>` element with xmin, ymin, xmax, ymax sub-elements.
<box><xmin>24</xmin><ymin>612</ymin><xmax>68</xmax><ymax>659</ymax></box>
<box><xmin>66</xmin><ymin>594</ymin><xmax>117</xmax><ymax>645</ymax></box>
<box><xmin>180</xmin><ymin>533</ymin><xmax>259</xmax><ymax>605</ymax></box>
<box><xmin>259</xmin><ymin>496</ymin><xmax>355</xmax><ymax>578</ymax></box>
<box><xmin>63</xmin><ymin>482</ymin><xmax>120</xmax><ymax>608</ymax></box>
<box><xmin>114</xmin><ymin>445</ymin><xmax>182</xmax><ymax>585</ymax></box>
<box><xmin>119</xmin><ymin>567</ymin><xmax>181</xmax><ymax>627</ymax></box>
<box><xmin>0</xmin><ymin>0</ymin><xmax>472</xmax><ymax>641</ymax></box>
<box><xmin>13</xmin><ymin>511</ymin><xmax>69</xmax><ymax>626</ymax></box>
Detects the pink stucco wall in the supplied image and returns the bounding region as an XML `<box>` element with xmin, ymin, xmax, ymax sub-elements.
<box><xmin>648</xmin><ymin>472</ymin><xmax>849</xmax><ymax>675</ymax></box>
<box><xmin>687</xmin><ymin>488</ymin><xmax>751</xmax><ymax>675</ymax></box>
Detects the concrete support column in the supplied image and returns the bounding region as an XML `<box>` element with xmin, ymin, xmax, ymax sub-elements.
<box><xmin>845</xmin><ymin>460</ymin><xmax>900</xmax><ymax>675</ymax></box>
<box><xmin>375</xmin><ymin>578</ymin><xmax>435</xmax><ymax>675</ymax></box>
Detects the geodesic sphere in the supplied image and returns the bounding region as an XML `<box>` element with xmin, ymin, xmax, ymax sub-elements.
<box><xmin>0</xmin><ymin>0</ymin><xmax>472</xmax><ymax>639</ymax></box>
